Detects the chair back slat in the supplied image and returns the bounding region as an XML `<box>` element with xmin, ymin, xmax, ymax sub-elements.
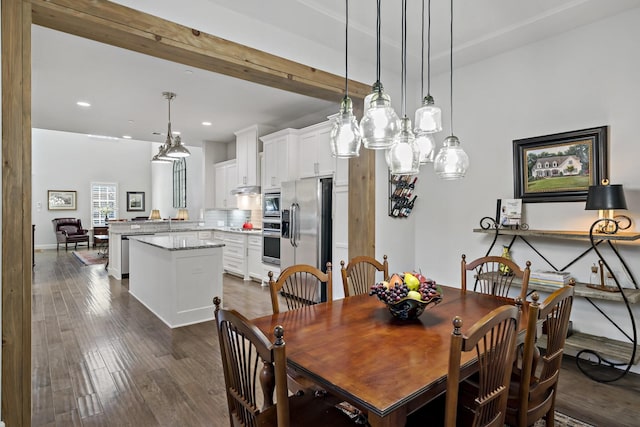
<box><xmin>461</xmin><ymin>254</ymin><xmax>531</xmax><ymax>301</ymax></box>
<box><xmin>340</xmin><ymin>255</ymin><xmax>389</xmax><ymax>297</ymax></box>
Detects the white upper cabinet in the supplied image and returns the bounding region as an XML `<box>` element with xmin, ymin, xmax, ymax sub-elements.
<box><xmin>260</xmin><ymin>128</ymin><xmax>299</xmax><ymax>191</ymax></box>
<box><xmin>298</xmin><ymin>120</ymin><xmax>334</xmax><ymax>178</ymax></box>
<box><xmin>234</xmin><ymin>125</ymin><xmax>261</xmax><ymax>187</ymax></box>
<box><xmin>214</xmin><ymin>160</ymin><xmax>237</xmax><ymax>209</ymax></box>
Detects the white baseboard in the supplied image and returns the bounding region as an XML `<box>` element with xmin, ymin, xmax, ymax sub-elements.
<box><xmin>1</xmin><ymin>420</ymin><xmax>6</xmax><ymax>427</ymax></box>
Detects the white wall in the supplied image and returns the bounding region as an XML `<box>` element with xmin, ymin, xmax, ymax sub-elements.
<box><xmin>34</xmin><ymin>132</ymin><xmax>205</xmax><ymax>248</ymax></box>
<box><xmin>389</xmin><ymin>9</ymin><xmax>640</xmax><ymax>371</ymax></box>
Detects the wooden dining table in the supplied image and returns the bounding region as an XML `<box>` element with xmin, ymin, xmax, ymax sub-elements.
<box><xmin>251</xmin><ymin>286</ymin><xmax>528</xmax><ymax>427</ymax></box>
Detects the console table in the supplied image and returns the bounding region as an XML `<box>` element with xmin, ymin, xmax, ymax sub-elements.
<box><xmin>474</xmin><ymin>218</ymin><xmax>639</xmax><ymax>382</ymax></box>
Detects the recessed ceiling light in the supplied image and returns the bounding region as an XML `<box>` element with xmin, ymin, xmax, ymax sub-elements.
<box><xmin>122</xmin><ymin>135</ymin><xmax>132</xmax><ymax>139</ymax></box>
<box><xmin>88</xmin><ymin>134</ymin><xmax>119</xmax><ymax>140</ymax></box>
<box><xmin>77</xmin><ymin>101</ymin><xmax>91</xmax><ymax>107</ymax></box>
<box><xmin>184</xmin><ymin>69</ymin><xmax>193</xmax><ymax>75</ymax></box>
<box><xmin>128</xmin><ymin>120</ymin><xmax>134</xmax><ymax>124</ymax></box>
<box><xmin>202</xmin><ymin>121</ymin><xmax>212</xmax><ymax>126</ymax></box>
<box><xmin>172</xmin><ymin>131</ymin><xmax>181</xmax><ymax>135</ymax></box>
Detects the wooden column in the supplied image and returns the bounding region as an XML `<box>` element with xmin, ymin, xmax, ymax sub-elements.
<box><xmin>2</xmin><ymin>0</ymin><xmax>32</xmax><ymax>425</ymax></box>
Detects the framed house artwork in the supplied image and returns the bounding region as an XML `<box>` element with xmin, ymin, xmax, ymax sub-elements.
<box><xmin>513</xmin><ymin>126</ymin><xmax>608</xmax><ymax>203</ymax></box>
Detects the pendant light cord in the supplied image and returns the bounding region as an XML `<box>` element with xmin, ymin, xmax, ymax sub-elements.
<box><xmin>420</xmin><ymin>0</ymin><xmax>424</xmax><ymax>98</ymax></box>
<box><xmin>449</xmin><ymin>0</ymin><xmax>454</xmax><ymax>135</ymax></box>
<box><xmin>344</xmin><ymin>0</ymin><xmax>349</xmax><ymax>97</ymax></box>
<box><xmin>166</xmin><ymin>94</ymin><xmax>173</xmax><ymax>140</ymax></box>
<box><xmin>427</xmin><ymin>0</ymin><xmax>432</xmax><ymax>96</ymax></box>
<box><xmin>401</xmin><ymin>0</ymin><xmax>407</xmax><ymax>117</ymax></box>
<box><xmin>376</xmin><ymin>0</ymin><xmax>381</xmax><ymax>84</ymax></box>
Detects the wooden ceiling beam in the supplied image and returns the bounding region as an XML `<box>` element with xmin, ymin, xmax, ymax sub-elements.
<box><xmin>31</xmin><ymin>0</ymin><xmax>370</xmax><ymax>102</ymax></box>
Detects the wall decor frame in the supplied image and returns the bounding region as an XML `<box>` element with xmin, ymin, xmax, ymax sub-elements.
<box><xmin>47</xmin><ymin>190</ymin><xmax>77</xmax><ymax>210</ymax></box>
<box><xmin>513</xmin><ymin>126</ymin><xmax>608</xmax><ymax>203</ymax></box>
<box><xmin>126</xmin><ymin>191</ymin><xmax>145</xmax><ymax>212</ymax></box>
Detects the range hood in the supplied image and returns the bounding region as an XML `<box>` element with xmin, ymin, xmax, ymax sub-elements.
<box><xmin>230</xmin><ymin>185</ymin><xmax>261</xmax><ymax>196</ymax></box>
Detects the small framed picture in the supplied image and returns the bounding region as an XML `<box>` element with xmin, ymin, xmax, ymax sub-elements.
<box><xmin>513</xmin><ymin>126</ymin><xmax>607</xmax><ymax>203</ymax></box>
<box><xmin>126</xmin><ymin>191</ymin><xmax>145</xmax><ymax>212</ymax></box>
<box><xmin>496</xmin><ymin>199</ymin><xmax>522</xmax><ymax>228</ymax></box>
<box><xmin>48</xmin><ymin>190</ymin><xmax>77</xmax><ymax>210</ymax></box>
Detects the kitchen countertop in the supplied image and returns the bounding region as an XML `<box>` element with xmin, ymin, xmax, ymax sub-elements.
<box><xmin>108</xmin><ymin>224</ymin><xmax>263</xmax><ymax>236</ymax></box>
<box><xmin>128</xmin><ymin>235</ymin><xmax>225</xmax><ymax>251</ymax></box>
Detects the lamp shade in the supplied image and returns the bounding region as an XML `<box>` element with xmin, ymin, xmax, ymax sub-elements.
<box><xmin>585</xmin><ymin>184</ymin><xmax>627</xmax><ymax>210</ymax></box>
<box><xmin>148</xmin><ymin>209</ymin><xmax>161</xmax><ymax>220</ymax></box>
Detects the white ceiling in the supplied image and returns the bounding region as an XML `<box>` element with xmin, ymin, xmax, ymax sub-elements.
<box><xmin>31</xmin><ymin>0</ymin><xmax>640</xmax><ymax>146</ymax></box>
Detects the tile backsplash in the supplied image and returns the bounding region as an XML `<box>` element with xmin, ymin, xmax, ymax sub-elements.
<box><xmin>203</xmin><ymin>208</ymin><xmax>262</xmax><ymax>229</ymax></box>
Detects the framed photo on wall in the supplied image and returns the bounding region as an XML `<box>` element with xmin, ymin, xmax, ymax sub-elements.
<box><xmin>47</xmin><ymin>190</ymin><xmax>77</xmax><ymax>210</ymax></box>
<box><xmin>126</xmin><ymin>191</ymin><xmax>145</xmax><ymax>212</ymax></box>
<box><xmin>513</xmin><ymin>126</ymin><xmax>608</xmax><ymax>203</ymax></box>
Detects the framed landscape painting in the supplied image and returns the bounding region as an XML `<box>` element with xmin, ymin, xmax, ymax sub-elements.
<box><xmin>126</xmin><ymin>191</ymin><xmax>145</xmax><ymax>212</ymax></box>
<box><xmin>48</xmin><ymin>190</ymin><xmax>76</xmax><ymax>210</ymax></box>
<box><xmin>513</xmin><ymin>126</ymin><xmax>608</xmax><ymax>203</ymax></box>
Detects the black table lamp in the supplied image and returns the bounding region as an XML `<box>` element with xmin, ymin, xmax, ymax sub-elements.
<box><xmin>585</xmin><ymin>179</ymin><xmax>627</xmax><ymax>233</ymax></box>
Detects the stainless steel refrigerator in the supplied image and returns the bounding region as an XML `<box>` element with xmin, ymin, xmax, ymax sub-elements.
<box><xmin>280</xmin><ymin>177</ymin><xmax>332</xmax><ymax>301</ymax></box>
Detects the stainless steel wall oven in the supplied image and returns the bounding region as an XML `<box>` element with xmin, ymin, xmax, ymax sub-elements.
<box><xmin>262</xmin><ymin>219</ymin><xmax>281</xmax><ymax>265</ymax></box>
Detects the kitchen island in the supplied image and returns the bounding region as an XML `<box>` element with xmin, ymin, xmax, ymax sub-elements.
<box><xmin>128</xmin><ymin>235</ymin><xmax>225</xmax><ymax>328</ymax></box>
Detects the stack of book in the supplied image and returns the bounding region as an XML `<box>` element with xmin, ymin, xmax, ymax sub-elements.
<box><xmin>530</xmin><ymin>270</ymin><xmax>572</xmax><ymax>287</ymax></box>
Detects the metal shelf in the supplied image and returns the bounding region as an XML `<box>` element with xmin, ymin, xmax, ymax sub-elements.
<box><xmin>473</xmin><ymin>219</ymin><xmax>638</xmax><ymax>382</ymax></box>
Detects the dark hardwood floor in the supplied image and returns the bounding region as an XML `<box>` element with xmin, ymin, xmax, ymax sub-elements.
<box><xmin>31</xmin><ymin>249</ymin><xmax>640</xmax><ymax>426</ymax></box>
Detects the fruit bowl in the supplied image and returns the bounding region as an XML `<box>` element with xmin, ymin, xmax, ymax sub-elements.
<box><xmin>385</xmin><ymin>294</ymin><xmax>442</xmax><ymax>320</ymax></box>
<box><xmin>369</xmin><ymin>271</ymin><xmax>443</xmax><ymax>320</ymax></box>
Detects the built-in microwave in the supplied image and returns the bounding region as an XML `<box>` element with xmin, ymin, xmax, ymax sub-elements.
<box><xmin>263</xmin><ymin>192</ymin><xmax>281</xmax><ymax>218</ymax></box>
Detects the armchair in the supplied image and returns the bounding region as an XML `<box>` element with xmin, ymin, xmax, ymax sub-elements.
<box><xmin>52</xmin><ymin>218</ymin><xmax>90</xmax><ymax>251</ymax></box>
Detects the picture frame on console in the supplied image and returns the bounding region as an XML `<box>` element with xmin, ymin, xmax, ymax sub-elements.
<box><xmin>47</xmin><ymin>190</ymin><xmax>77</xmax><ymax>210</ymax></box>
<box><xmin>513</xmin><ymin>126</ymin><xmax>608</xmax><ymax>203</ymax></box>
<box><xmin>126</xmin><ymin>191</ymin><xmax>145</xmax><ymax>212</ymax></box>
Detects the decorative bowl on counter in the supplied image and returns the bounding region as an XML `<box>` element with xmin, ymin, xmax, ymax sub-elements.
<box><xmin>369</xmin><ymin>271</ymin><xmax>443</xmax><ymax>320</ymax></box>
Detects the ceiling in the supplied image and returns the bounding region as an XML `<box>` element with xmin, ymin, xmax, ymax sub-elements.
<box><xmin>31</xmin><ymin>0</ymin><xmax>640</xmax><ymax>147</ymax></box>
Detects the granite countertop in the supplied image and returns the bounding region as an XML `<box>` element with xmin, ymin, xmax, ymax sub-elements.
<box><xmin>211</xmin><ymin>227</ymin><xmax>263</xmax><ymax>235</ymax></box>
<box><xmin>128</xmin><ymin>235</ymin><xmax>225</xmax><ymax>251</ymax></box>
<box><xmin>109</xmin><ymin>224</ymin><xmax>263</xmax><ymax>236</ymax></box>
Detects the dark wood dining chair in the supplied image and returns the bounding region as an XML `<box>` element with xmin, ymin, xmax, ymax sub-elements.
<box><xmin>505</xmin><ymin>286</ymin><xmax>574</xmax><ymax>427</ymax></box>
<box><xmin>213</xmin><ymin>297</ymin><xmax>356</xmax><ymax>427</ymax></box>
<box><xmin>445</xmin><ymin>304</ymin><xmax>521</xmax><ymax>427</ymax></box>
<box><xmin>340</xmin><ymin>254</ymin><xmax>389</xmax><ymax>297</ymax></box>
<box><xmin>406</xmin><ymin>304</ymin><xmax>520</xmax><ymax>427</ymax></box>
<box><xmin>462</xmin><ymin>254</ymin><xmax>531</xmax><ymax>301</ymax></box>
<box><xmin>268</xmin><ymin>263</ymin><xmax>332</xmax><ymax>314</ymax></box>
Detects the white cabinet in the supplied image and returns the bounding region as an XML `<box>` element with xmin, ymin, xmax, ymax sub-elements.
<box><xmin>235</xmin><ymin>125</ymin><xmax>261</xmax><ymax>187</ymax></box>
<box><xmin>214</xmin><ymin>160</ymin><xmax>237</xmax><ymax>209</ymax></box>
<box><xmin>213</xmin><ymin>230</ymin><xmax>258</xmax><ymax>280</ymax></box>
<box><xmin>248</xmin><ymin>235</ymin><xmax>262</xmax><ymax>281</ymax></box>
<box><xmin>298</xmin><ymin>121</ymin><xmax>334</xmax><ymax>178</ymax></box>
<box><xmin>260</xmin><ymin>128</ymin><xmax>299</xmax><ymax>191</ymax></box>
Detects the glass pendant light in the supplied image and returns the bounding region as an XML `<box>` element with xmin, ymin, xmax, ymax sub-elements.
<box><xmin>359</xmin><ymin>0</ymin><xmax>400</xmax><ymax>150</ymax></box>
<box><xmin>434</xmin><ymin>0</ymin><xmax>469</xmax><ymax>180</ymax></box>
<box><xmin>161</xmin><ymin>91</ymin><xmax>191</xmax><ymax>159</ymax></box>
<box><xmin>414</xmin><ymin>0</ymin><xmax>440</xmax><ymax>164</ymax></box>
<box><xmin>330</xmin><ymin>0</ymin><xmax>361</xmax><ymax>158</ymax></box>
<box><xmin>386</xmin><ymin>0</ymin><xmax>420</xmax><ymax>175</ymax></box>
